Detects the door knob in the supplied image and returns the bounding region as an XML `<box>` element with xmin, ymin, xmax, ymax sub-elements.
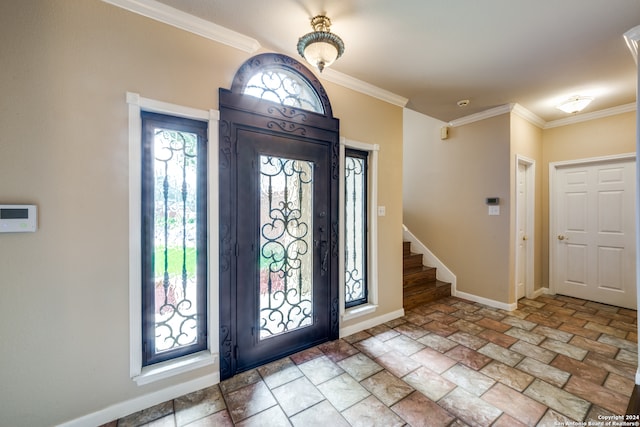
<box><xmin>558</xmin><ymin>235</ymin><xmax>567</xmax><ymax>241</ymax></box>
<box><xmin>522</xmin><ymin>235</ymin><xmax>528</xmax><ymax>241</ymax></box>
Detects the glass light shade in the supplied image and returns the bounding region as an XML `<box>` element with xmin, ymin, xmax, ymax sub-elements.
<box><xmin>297</xmin><ymin>15</ymin><xmax>345</xmax><ymax>72</ymax></box>
<box><xmin>303</xmin><ymin>41</ymin><xmax>339</xmax><ymax>71</ymax></box>
<box><xmin>624</xmin><ymin>25</ymin><xmax>640</xmax><ymax>64</ymax></box>
<box><xmin>556</xmin><ymin>96</ymin><xmax>593</xmax><ymax>114</ymax></box>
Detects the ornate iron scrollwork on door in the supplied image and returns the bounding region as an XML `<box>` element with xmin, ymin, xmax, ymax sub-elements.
<box><xmin>259</xmin><ymin>155</ymin><xmax>314</xmax><ymax>339</ymax></box>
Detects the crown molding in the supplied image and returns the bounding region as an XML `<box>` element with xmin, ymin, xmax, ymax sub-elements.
<box><xmin>320</xmin><ymin>68</ymin><xmax>409</xmax><ymax>108</ymax></box>
<box><xmin>103</xmin><ymin>0</ymin><xmax>631</xmax><ymax>119</ymax></box>
<box><xmin>103</xmin><ymin>0</ymin><xmax>408</xmax><ymax>108</ymax></box>
<box><xmin>511</xmin><ymin>104</ymin><xmax>546</xmax><ymax>128</ymax></box>
<box><xmin>449</xmin><ymin>103</ymin><xmax>546</xmax><ymax>128</ymax></box>
<box><xmin>544</xmin><ymin>103</ymin><xmax>637</xmax><ymax>129</ymax></box>
<box><xmin>101</xmin><ymin>0</ymin><xmax>261</xmax><ymax>53</ymax></box>
<box><xmin>448</xmin><ymin>104</ymin><xmax>512</xmax><ymax>127</ymax></box>
<box><xmin>448</xmin><ymin>102</ymin><xmax>636</xmax><ymax>129</ymax></box>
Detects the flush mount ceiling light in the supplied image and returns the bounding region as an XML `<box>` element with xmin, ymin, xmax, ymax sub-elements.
<box><xmin>556</xmin><ymin>95</ymin><xmax>593</xmax><ymax>114</ymax></box>
<box><xmin>297</xmin><ymin>15</ymin><xmax>345</xmax><ymax>72</ymax></box>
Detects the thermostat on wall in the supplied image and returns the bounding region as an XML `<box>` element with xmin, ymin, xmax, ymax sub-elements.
<box><xmin>0</xmin><ymin>205</ymin><xmax>37</xmax><ymax>233</ymax></box>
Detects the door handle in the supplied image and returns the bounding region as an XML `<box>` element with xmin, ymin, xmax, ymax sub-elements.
<box><xmin>557</xmin><ymin>235</ymin><xmax>568</xmax><ymax>241</ymax></box>
<box><xmin>320</xmin><ymin>240</ymin><xmax>328</xmax><ymax>275</ymax></box>
<box><xmin>522</xmin><ymin>235</ymin><xmax>528</xmax><ymax>241</ymax></box>
<box><xmin>315</xmin><ymin>238</ymin><xmax>328</xmax><ymax>275</ymax></box>
<box><xmin>317</xmin><ymin>225</ymin><xmax>328</xmax><ymax>276</ymax></box>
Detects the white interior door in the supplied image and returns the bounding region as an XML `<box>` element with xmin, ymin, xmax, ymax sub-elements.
<box><xmin>552</xmin><ymin>157</ymin><xmax>636</xmax><ymax>309</ymax></box>
<box><xmin>515</xmin><ymin>161</ymin><xmax>531</xmax><ymax>300</ymax></box>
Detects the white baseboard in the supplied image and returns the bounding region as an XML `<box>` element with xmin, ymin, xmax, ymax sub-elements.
<box><xmin>60</xmin><ymin>305</ymin><xmax>406</xmax><ymax>426</ymax></box>
<box><xmin>340</xmin><ymin>308</ymin><xmax>405</xmax><ymax>338</ymax></box>
<box><xmin>57</xmin><ymin>372</ymin><xmax>220</xmax><ymax>427</ymax></box>
<box><xmin>62</xmin><ymin>306</ymin><xmax>407</xmax><ymax>426</ymax></box>
<box><xmin>62</xmin><ymin>284</ymin><xmax>553</xmax><ymax>425</ymax></box>
<box><xmin>453</xmin><ymin>286</ymin><xmax>551</xmax><ymax>311</ymax></box>
<box><xmin>529</xmin><ymin>286</ymin><xmax>550</xmax><ymax>299</ymax></box>
<box><xmin>453</xmin><ymin>290</ymin><xmax>517</xmax><ymax>311</ymax></box>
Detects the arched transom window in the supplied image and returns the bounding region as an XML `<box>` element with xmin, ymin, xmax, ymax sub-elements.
<box><xmin>242</xmin><ymin>66</ymin><xmax>324</xmax><ymax>114</ymax></box>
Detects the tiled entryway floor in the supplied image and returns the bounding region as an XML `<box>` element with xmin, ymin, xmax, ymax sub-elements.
<box><xmin>109</xmin><ymin>294</ymin><xmax>638</xmax><ymax>426</ymax></box>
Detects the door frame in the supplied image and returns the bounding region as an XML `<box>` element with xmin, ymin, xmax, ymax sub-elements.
<box><xmin>548</xmin><ymin>152</ymin><xmax>636</xmax><ymax>297</ymax></box>
<box><xmin>515</xmin><ymin>155</ymin><xmax>535</xmax><ymax>300</ymax></box>
<box><xmin>218</xmin><ymin>53</ymin><xmax>340</xmax><ymax>380</ymax></box>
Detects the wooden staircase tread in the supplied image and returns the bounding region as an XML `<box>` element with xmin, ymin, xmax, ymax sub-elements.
<box><xmin>403</xmin><ymin>281</ymin><xmax>452</xmax><ymax>310</ymax></box>
<box><xmin>403</xmin><ymin>256</ymin><xmax>424</xmax><ymax>269</ymax></box>
<box><xmin>403</xmin><ymin>280</ymin><xmax>450</xmax><ymax>292</ymax></box>
<box><xmin>403</xmin><ymin>265</ymin><xmax>437</xmax><ymax>286</ymax></box>
<box><xmin>403</xmin><ymin>251</ymin><xmax>423</xmax><ymax>258</ymax></box>
<box><xmin>404</xmin><ymin>265</ymin><xmax>436</xmax><ymax>274</ymax></box>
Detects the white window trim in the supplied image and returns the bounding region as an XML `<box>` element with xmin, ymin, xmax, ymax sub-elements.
<box><xmin>339</xmin><ymin>137</ymin><xmax>380</xmax><ymax>321</ymax></box>
<box><xmin>126</xmin><ymin>92</ymin><xmax>220</xmax><ymax>385</ymax></box>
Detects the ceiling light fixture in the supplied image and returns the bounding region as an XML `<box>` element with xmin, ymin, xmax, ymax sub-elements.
<box><xmin>556</xmin><ymin>95</ymin><xmax>593</xmax><ymax>114</ymax></box>
<box><xmin>297</xmin><ymin>15</ymin><xmax>345</xmax><ymax>72</ymax></box>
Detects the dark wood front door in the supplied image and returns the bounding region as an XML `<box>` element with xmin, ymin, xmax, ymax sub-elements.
<box><xmin>234</xmin><ymin>130</ymin><xmax>332</xmax><ymax>372</ymax></box>
<box><xmin>218</xmin><ymin>53</ymin><xmax>340</xmax><ymax>380</ymax></box>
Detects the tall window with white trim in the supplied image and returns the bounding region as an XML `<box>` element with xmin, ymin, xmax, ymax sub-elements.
<box><xmin>140</xmin><ymin>111</ymin><xmax>208</xmax><ymax>366</ymax></box>
<box><xmin>344</xmin><ymin>149</ymin><xmax>368</xmax><ymax>308</ymax></box>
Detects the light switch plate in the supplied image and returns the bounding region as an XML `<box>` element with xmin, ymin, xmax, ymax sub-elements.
<box><xmin>488</xmin><ymin>205</ymin><xmax>500</xmax><ymax>216</ymax></box>
<box><xmin>377</xmin><ymin>206</ymin><xmax>386</xmax><ymax>216</ymax></box>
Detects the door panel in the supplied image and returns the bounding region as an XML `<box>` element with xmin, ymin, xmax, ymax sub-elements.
<box><xmin>565</xmin><ymin>244</ymin><xmax>587</xmax><ymax>284</ymax></box>
<box><xmin>236</xmin><ymin>131</ymin><xmax>332</xmax><ymax>372</ymax></box>
<box><xmin>218</xmin><ymin>54</ymin><xmax>340</xmax><ymax>380</ymax></box>
<box><xmin>553</xmin><ymin>159</ymin><xmax>636</xmax><ymax>309</ymax></box>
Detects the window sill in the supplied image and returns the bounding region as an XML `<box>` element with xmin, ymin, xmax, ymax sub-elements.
<box><xmin>133</xmin><ymin>351</ymin><xmax>217</xmax><ymax>386</ymax></box>
<box><xmin>342</xmin><ymin>303</ymin><xmax>378</xmax><ymax>321</ymax></box>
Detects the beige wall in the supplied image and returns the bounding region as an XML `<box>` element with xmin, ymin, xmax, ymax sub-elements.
<box><xmin>403</xmin><ymin>109</ymin><xmax>512</xmax><ymax>303</ymax></box>
<box><xmin>329</xmin><ymin>85</ymin><xmax>405</xmax><ymax>325</ymax></box>
<box><xmin>0</xmin><ymin>1</ymin><xmax>404</xmax><ymax>425</ymax></box>
<box><xmin>404</xmin><ymin>108</ymin><xmax>635</xmax><ymax>309</ymax></box>
<box><xmin>541</xmin><ymin>112</ymin><xmax>637</xmax><ymax>287</ymax></box>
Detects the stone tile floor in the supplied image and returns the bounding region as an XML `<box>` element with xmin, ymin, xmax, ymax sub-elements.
<box><xmin>105</xmin><ymin>294</ymin><xmax>638</xmax><ymax>426</ymax></box>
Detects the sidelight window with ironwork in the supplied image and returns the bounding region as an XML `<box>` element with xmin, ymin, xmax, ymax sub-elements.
<box><xmin>344</xmin><ymin>149</ymin><xmax>368</xmax><ymax>307</ymax></box>
<box><xmin>140</xmin><ymin>111</ymin><xmax>208</xmax><ymax>366</ymax></box>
